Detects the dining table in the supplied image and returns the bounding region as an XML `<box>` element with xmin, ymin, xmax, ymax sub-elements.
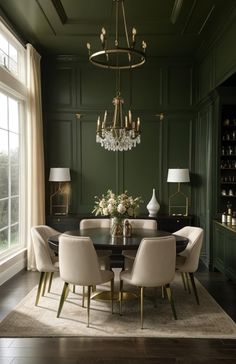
<box><xmin>48</xmin><ymin>228</ymin><xmax>189</xmax><ymax>268</ymax></box>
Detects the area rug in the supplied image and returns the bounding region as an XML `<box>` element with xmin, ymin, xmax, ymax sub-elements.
<box><xmin>0</xmin><ymin>270</ymin><xmax>236</xmax><ymax>338</ymax></box>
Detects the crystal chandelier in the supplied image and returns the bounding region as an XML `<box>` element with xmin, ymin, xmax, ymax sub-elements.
<box><xmin>96</xmin><ymin>92</ymin><xmax>141</xmax><ymax>151</ymax></box>
<box><xmin>87</xmin><ymin>0</ymin><xmax>146</xmax><ymax>152</ymax></box>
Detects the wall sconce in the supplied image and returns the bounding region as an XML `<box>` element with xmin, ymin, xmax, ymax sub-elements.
<box><xmin>167</xmin><ymin>168</ymin><xmax>190</xmax><ymax>216</ymax></box>
<box><xmin>49</xmin><ymin>168</ymin><xmax>71</xmax><ymax>215</ymax></box>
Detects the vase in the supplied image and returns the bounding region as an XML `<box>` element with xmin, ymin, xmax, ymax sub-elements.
<box><xmin>146</xmin><ymin>188</ymin><xmax>160</xmax><ymax>217</ymax></box>
<box><xmin>110</xmin><ymin>217</ymin><xmax>124</xmax><ymax>237</ymax></box>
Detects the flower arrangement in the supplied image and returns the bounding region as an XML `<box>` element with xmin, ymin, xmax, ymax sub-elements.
<box><xmin>92</xmin><ymin>189</ymin><xmax>143</xmax><ymax>219</ymax></box>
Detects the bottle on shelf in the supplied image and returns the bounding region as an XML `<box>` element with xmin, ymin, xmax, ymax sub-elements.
<box><xmin>227</xmin><ymin>201</ymin><xmax>232</xmax><ymax>215</ymax></box>
<box><xmin>221</xmin><ymin>212</ymin><xmax>227</xmax><ymax>223</ymax></box>
<box><xmin>226</xmin><ymin>201</ymin><xmax>232</xmax><ymax>224</ymax></box>
<box><xmin>232</xmin><ymin>212</ymin><xmax>236</xmax><ymax>226</ymax></box>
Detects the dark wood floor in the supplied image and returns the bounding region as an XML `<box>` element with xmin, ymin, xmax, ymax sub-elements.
<box><xmin>0</xmin><ymin>263</ymin><xmax>236</xmax><ymax>364</ymax></box>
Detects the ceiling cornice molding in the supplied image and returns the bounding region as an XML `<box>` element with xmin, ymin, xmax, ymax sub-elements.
<box><xmin>195</xmin><ymin>5</ymin><xmax>236</xmax><ymax>62</ymax></box>
<box><xmin>171</xmin><ymin>0</ymin><xmax>183</xmax><ymax>24</ymax></box>
<box><xmin>51</xmin><ymin>0</ymin><xmax>67</xmax><ymax>24</ymax></box>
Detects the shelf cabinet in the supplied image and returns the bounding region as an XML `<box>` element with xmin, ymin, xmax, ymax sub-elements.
<box><xmin>220</xmin><ymin>106</ymin><xmax>236</xmax><ymax>212</ymax></box>
<box><xmin>213</xmin><ymin>221</ymin><xmax>236</xmax><ymax>281</ymax></box>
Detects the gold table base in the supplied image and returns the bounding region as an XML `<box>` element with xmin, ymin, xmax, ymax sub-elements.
<box><xmin>91</xmin><ymin>290</ymin><xmax>137</xmax><ymax>301</ymax></box>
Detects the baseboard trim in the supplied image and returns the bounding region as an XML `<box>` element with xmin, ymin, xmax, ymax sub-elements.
<box><xmin>0</xmin><ymin>250</ymin><xmax>27</xmax><ymax>286</ymax></box>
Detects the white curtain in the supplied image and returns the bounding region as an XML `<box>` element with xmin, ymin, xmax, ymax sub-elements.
<box><xmin>25</xmin><ymin>44</ymin><xmax>45</xmax><ymax>270</ymax></box>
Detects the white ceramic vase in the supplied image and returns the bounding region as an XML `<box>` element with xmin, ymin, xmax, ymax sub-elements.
<box><xmin>146</xmin><ymin>188</ymin><xmax>160</xmax><ymax>217</ymax></box>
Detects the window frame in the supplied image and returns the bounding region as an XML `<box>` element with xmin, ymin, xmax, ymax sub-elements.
<box><xmin>0</xmin><ymin>19</ymin><xmax>27</xmax><ymax>262</ymax></box>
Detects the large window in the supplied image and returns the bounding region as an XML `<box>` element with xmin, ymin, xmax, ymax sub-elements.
<box><xmin>0</xmin><ymin>91</ymin><xmax>21</xmax><ymax>255</ymax></box>
<box><xmin>0</xmin><ymin>21</ymin><xmax>26</xmax><ymax>83</ymax></box>
<box><xmin>0</xmin><ymin>20</ymin><xmax>26</xmax><ymax>260</ymax></box>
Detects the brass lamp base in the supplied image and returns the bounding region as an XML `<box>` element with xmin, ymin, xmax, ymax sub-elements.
<box><xmin>168</xmin><ymin>183</ymin><xmax>189</xmax><ymax>216</ymax></box>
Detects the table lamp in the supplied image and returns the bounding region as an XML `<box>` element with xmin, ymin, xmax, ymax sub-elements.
<box><xmin>49</xmin><ymin>168</ymin><xmax>71</xmax><ymax>215</ymax></box>
<box><xmin>167</xmin><ymin>168</ymin><xmax>190</xmax><ymax>216</ymax></box>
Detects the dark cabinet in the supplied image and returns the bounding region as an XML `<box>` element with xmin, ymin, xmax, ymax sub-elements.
<box><xmin>46</xmin><ymin>214</ymin><xmax>80</xmax><ymax>232</ymax></box>
<box><xmin>157</xmin><ymin>215</ymin><xmax>193</xmax><ymax>233</ymax></box>
<box><xmin>213</xmin><ymin>221</ymin><xmax>236</xmax><ymax>282</ymax></box>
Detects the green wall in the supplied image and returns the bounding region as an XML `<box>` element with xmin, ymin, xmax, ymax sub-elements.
<box><xmin>42</xmin><ymin>57</ymin><xmax>194</xmax><ymax>216</ymax></box>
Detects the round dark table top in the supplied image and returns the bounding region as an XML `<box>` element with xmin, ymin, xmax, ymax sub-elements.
<box><xmin>48</xmin><ymin>228</ymin><xmax>188</xmax><ymax>254</ymax></box>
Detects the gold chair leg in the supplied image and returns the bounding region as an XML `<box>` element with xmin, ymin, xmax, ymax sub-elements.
<box><xmin>48</xmin><ymin>272</ymin><xmax>54</xmax><ymax>293</ymax></box>
<box><xmin>165</xmin><ymin>284</ymin><xmax>177</xmax><ymax>320</ymax></box>
<box><xmin>82</xmin><ymin>286</ymin><xmax>85</xmax><ymax>307</ymax></box>
<box><xmin>111</xmin><ymin>277</ymin><xmax>114</xmax><ymax>314</ymax></box>
<box><xmin>119</xmin><ymin>279</ymin><xmax>123</xmax><ymax>315</ymax></box>
<box><xmin>189</xmin><ymin>272</ymin><xmax>200</xmax><ymax>305</ymax></box>
<box><xmin>42</xmin><ymin>272</ymin><xmax>49</xmax><ymax>296</ymax></box>
<box><xmin>87</xmin><ymin>285</ymin><xmax>91</xmax><ymax>328</ymax></box>
<box><xmin>161</xmin><ymin>285</ymin><xmax>165</xmax><ymax>299</ymax></box>
<box><xmin>154</xmin><ymin>287</ymin><xmax>158</xmax><ymax>307</ymax></box>
<box><xmin>57</xmin><ymin>282</ymin><xmax>69</xmax><ymax>318</ymax></box>
<box><xmin>181</xmin><ymin>272</ymin><xmax>187</xmax><ymax>291</ymax></box>
<box><xmin>185</xmin><ymin>272</ymin><xmax>191</xmax><ymax>293</ymax></box>
<box><xmin>35</xmin><ymin>272</ymin><xmax>45</xmax><ymax>306</ymax></box>
<box><xmin>140</xmin><ymin>286</ymin><xmax>144</xmax><ymax>329</ymax></box>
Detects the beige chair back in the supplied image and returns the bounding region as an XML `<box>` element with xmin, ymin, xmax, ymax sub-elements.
<box><xmin>174</xmin><ymin>226</ymin><xmax>204</xmax><ymax>272</ymax></box>
<box><xmin>127</xmin><ymin>219</ymin><xmax>157</xmax><ymax>230</ymax></box>
<box><xmin>31</xmin><ymin>225</ymin><xmax>59</xmax><ymax>272</ymax></box>
<box><xmin>59</xmin><ymin>234</ymin><xmax>103</xmax><ymax>285</ymax></box>
<box><xmin>129</xmin><ymin>236</ymin><xmax>176</xmax><ymax>287</ymax></box>
<box><xmin>80</xmin><ymin>218</ymin><xmax>110</xmax><ymax>229</ymax></box>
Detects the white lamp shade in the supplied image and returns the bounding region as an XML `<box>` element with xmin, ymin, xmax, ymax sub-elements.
<box><xmin>49</xmin><ymin>168</ymin><xmax>71</xmax><ymax>182</ymax></box>
<box><xmin>167</xmin><ymin>168</ymin><xmax>190</xmax><ymax>183</ymax></box>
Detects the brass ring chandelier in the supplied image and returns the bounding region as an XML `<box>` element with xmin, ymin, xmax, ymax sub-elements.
<box><xmin>87</xmin><ymin>0</ymin><xmax>147</xmax><ymax>70</ymax></box>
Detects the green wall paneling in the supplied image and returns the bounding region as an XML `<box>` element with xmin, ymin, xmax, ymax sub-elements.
<box><xmin>43</xmin><ymin>61</ymin><xmax>77</xmax><ymax>110</ymax></box>
<box><xmin>122</xmin><ymin>117</ymin><xmax>162</xmax><ymax>214</ymax></box>
<box><xmin>225</xmin><ymin>228</ymin><xmax>236</xmax><ymax>281</ymax></box>
<box><xmin>213</xmin><ymin>221</ymin><xmax>236</xmax><ymax>282</ymax></box>
<box><xmin>78</xmin><ymin>114</ymin><xmax>117</xmax><ymax>213</ymax></box>
<box><xmin>198</xmin><ymin>53</ymin><xmax>214</xmax><ymax>101</ymax></box>
<box><xmin>197</xmin><ymin>12</ymin><xmax>236</xmax><ymax>97</ymax></box>
<box><xmin>131</xmin><ymin>66</ymin><xmax>163</xmax><ymax>110</ymax></box>
<box><xmin>194</xmin><ymin>94</ymin><xmax>218</xmax><ymax>266</ymax></box>
<box><xmin>213</xmin><ymin>221</ymin><xmax>226</xmax><ymax>273</ymax></box>
<box><xmin>80</xmin><ymin>65</ymin><xmax>127</xmax><ymax>108</ymax></box>
<box><xmin>214</xmin><ymin>19</ymin><xmax>236</xmax><ymax>86</ymax></box>
<box><xmin>166</xmin><ymin>65</ymin><xmax>194</xmax><ymax>109</ymax></box>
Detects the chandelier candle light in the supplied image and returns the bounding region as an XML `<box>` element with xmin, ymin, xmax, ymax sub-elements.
<box><xmin>87</xmin><ymin>0</ymin><xmax>146</xmax><ymax>152</ymax></box>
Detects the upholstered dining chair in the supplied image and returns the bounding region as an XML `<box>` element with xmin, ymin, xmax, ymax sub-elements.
<box><xmin>120</xmin><ymin>236</ymin><xmax>177</xmax><ymax>329</ymax></box>
<box><xmin>31</xmin><ymin>225</ymin><xmax>60</xmax><ymax>305</ymax></box>
<box><xmin>174</xmin><ymin>226</ymin><xmax>204</xmax><ymax>304</ymax></box>
<box><xmin>122</xmin><ymin>219</ymin><xmax>157</xmax><ymax>270</ymax></box>
<box><xmin>80</xmin><ymin>218</ymin><xmax>112</xmax><ymax>270</ymax></box>
<box><xmin>57</xmin><ymin>234</ymin><xmax>114</xmax><ymax>327</ymax></box>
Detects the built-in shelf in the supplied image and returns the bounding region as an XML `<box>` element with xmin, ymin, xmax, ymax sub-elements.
<box><xmin>219</xmin><ymin>104</ymin><xmax>236</xmax><ymax>212</ymax></box>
